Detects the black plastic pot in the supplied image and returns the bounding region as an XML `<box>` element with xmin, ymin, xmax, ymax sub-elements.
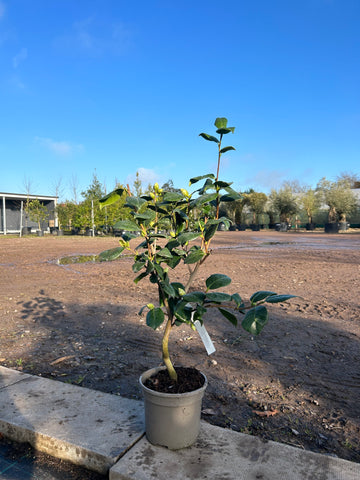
<box><xmin>305</xmin><ymin>223</ymin><xmax>316</xmax><ymax>231</ymax></box>
<box><xmin>236</xmin><ymin>224</ymin><xmax>246</xmax><ymax>231</ymax></box>
<box><xmin>324</xmin><ymin>222</ymin><xmax>339</xmax><ymax>234</ymax></box>
<box><xmin>275</xmin><ymin>223</ymin><xmax>288</xmax><ymax>232</ymax></box>
<box><xmin>250</xmin><ymin>224</ymin><xmax>260</xmax><ymax>231</ymax></box>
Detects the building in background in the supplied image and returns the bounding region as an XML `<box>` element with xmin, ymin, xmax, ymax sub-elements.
<box><xmin>0</xmin><ymin>193</ymin><xmax>58</xmax><ymax>235</ymax></box>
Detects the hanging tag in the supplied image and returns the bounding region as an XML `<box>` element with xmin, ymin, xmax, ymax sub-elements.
<box><xmin>194</xmin><ymin>319</ymin><xmax>216</xmax><ymax>355</ymax></box>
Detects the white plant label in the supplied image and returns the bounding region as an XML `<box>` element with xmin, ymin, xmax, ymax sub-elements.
<box><xmin>194</xmin><ymin>320</ymin><xmax>216</xmax><ymax>355</ymax></box>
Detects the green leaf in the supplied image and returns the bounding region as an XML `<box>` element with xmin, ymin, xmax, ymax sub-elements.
<box><xmin>266</xmin><ymin>294</ymin><xmax>298</xmax><ymax>304</ymax></box>
<box><xmin>214</xmin><ymin>181</ymin><xmax>232</xmax><ymax>189</ymax></box>
<box><xmin>206</xmin><ymin>292</ymin><xmax>232</xmax><ymax>303</ymax></box>
<box><xmin>146</xmin><ymin>307</ymin><xmax>165</xmax><ymax>330</ymax></box>
<box><xmin>171</xmin><ymin>282</ymin><xmax>186</xmax><ymax>296</ymax></box>
<box><xmin>125</xmin><ymin>196</ymin><xmax>147</xmax><ymax>211</ymax></box>
<box><xmin>250</xmin><ymin>291</ymin><xmax>277</xmax><ymax>305</ymax></box>
<box><xmin>174</xmin><ymin>300</ymin><xmax>193</xmax><ymax>323</ymax></box>
<box><xmin>98</xmin><ymin>246</ymin><xmax>125</xmax><ymax>262</ymax></box>
<box><xmin>183</xmin><ymin>291</ymin><xmax>206</xmax><ymax>303</ymax></box>
<box><xmin>132</xmin><ymin>261</ymin><xmax>146</xmax><ymax>273</ymax></box>
<box><xmin>134</xmin><ymin>211</ymin><xmax>156</xmax><ymax>222</ymax></box>
<box><xmin>219</xmin><ymin>146</ymin><xmax>236</xmax><ymax>154</ymax></box>
<box><xmin>134</xmin><ymin>271</ymin><xmax>148</xmax><ymax>284</ymax></box>
<box><xmin>216</xmin><ymin>128</ymin><xmax>234</xmax><ymax>135</ymax></box>
<box><xmin>204</xmin><ymin>223</ymin><xmax>218</xmax><ymax>242</ymax></box>
<box><xmin>191</xmin><ymin>192</ymin><xmax>218</xmax><ymax>207</ymax></box>
<box><xmin>184</xmin><ymin>248</ymin><xmax>205</xmax><ymax>264</ymax></box>
<box><xmin>161</xmin><ymin>281</ymin><xmax>176</xmax><ymax>298</ymax></box>
<box><xmin>189</xmin><ymin>174</ymin><xmax>215</xmax><ymax>185</ymax></box>
<box><xmin>166</xmin><ymin>239</ymin><xmax>181</xmax><ymax>250</ymax></box>
<box><xmin>199</xmin><ymin>178</ymin><xmax>214</xmax><ymax>195</ymax></box>
<box><xmin>162</xmin><ymin>192</ymin><xmax>184</xmax><ymax>202</ymax></box>
<box><xmin>114</xmin><ymin>219</ymin><xmax>140</xmax><ymax>231</ymax></box>
<box><xmin>156</xmin><ymin>247</ymin><xmax>173</xmax><ymax>259</ymax></box>
<box><xmin>231</xmin><ymin>293</ymin><xmax>244</xmax><ymax>308</ymax></box>
<box><xmin>99</xmin><ymin>188</ymin><xmax>126</xmax><ymax>209</ymax></box>
<box><xmin>241</xmin><ymin>306</ymin><xmax>268</xmax><ymax>335</ymax></box>
<box><xmin>199</xmin><ymin>133</ymin><xmax>219</xmax><ymax>143</ymax></box>
<box><xmin>206</xmin><ymin>274</ymin><xmax>232</xmax><ymax>290</ymax></box>
<box><xmin>166</xmin><ymin>256</ymin><xmax>181</xmax><ymax>269</ymax></box>
<box><xmin>122</xmin><ymin>232</ymin><xmax>138</xmax><ymax>242</ymax></box>
<box><xmin>218</xmin><ymin>308</ymin><xmax>238</xmax><ymax>326</ymax></box>
<box><xmin>177</xmin><ymin>232</ymin><xmax>201</xmax><ymax>245</ymax></box>
<box><xmin>214</xmin><ymin>117</ymin><xmax>228</xmax><ymax>129</ymax></box>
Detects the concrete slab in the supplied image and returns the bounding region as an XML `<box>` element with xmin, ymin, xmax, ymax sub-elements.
<box><xmin>0</xmin><ymin>370</ymin><xmax>144</xmax><ymax>474</ymax></box>
<box><xmin>110</xmin><ymin>421</ymin><xmax>360</xmax><ymax>480</ymax></box>
<box><xmin>0</xmin><ymin>366</ymin><xmax>33</xmax><ymax>389</ymax></box>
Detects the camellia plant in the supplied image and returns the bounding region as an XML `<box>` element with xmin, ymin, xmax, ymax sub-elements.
<box><xmin>99</xmin><ymin>118</ymin><xmax>296</xmax><ymax>382</ymax></box>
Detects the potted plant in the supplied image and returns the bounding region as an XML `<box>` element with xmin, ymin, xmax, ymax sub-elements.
<box><xmin>98</xmin><ymin>118</ymin><xmax>296</xmax><ymax>449</ymax></box>
<box><xmin>25</xmin><ymin>199</ymin><xmax>49</xmax><ymax>236</ymax></box>
<box><xmin>317</xmin><ymin>178</ymin><xmax>357</xmax><ymax>234</ymax></box>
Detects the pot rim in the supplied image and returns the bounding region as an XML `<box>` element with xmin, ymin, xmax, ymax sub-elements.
<box><xmin>139</xmin><ymin>366</ymin><xmax>208</xmax><ymax>398</ymax></box>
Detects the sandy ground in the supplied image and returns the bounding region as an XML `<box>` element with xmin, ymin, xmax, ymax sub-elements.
<box><xmin>0</xmin><ymin>230</ymin><xmax>359</xmax><ymax>464</ymax></box>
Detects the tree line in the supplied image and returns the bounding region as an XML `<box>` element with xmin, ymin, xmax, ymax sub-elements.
<box><xmin>54</xmin><ymin>171</ymin><xmax>360</xmax><ymax>232</ymax></box>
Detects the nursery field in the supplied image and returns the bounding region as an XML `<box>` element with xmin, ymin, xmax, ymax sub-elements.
<box><xmin>0</xmin><ymin>231</ymin><xmax>359</xmax><ymax>463</ymax></box>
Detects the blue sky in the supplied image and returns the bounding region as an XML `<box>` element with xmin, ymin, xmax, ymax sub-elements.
<box><xmin>0</xmin><ymin>0</ymin><xmax>359</xmax><ymax>201</ymax></box>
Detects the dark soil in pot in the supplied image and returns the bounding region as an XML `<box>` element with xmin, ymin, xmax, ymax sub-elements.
<box><xmin>144</xmin><ymin>367</ymin><xmax>205</xmax><ymax>394</ymax></box>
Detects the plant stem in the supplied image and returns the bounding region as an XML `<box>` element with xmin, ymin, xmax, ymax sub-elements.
<box><xmin>162</xmin><ymin>317</ymin><xmax>177</xmax><ymax>381</ymax></box>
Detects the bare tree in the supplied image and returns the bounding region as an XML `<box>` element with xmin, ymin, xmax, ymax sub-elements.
<box><xmin>69</xmin><ymin>174</ymin><xmax>79</xmax><ymax>204</ymax></box>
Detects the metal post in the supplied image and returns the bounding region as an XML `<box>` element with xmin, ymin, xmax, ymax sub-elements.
<box><xmin>2</xmin><ymin>196</ymin><xmax>6</xmax><ymax>235</ymax></box>
<box><xmin>20</xmin><ymin>200</ymin><xmax>23</xmax><ymax>237</ymax></box>
<box><xmin>91</xmin><ymin>199</ymin><xmax>95</xmax><ymax>237</ymax></box>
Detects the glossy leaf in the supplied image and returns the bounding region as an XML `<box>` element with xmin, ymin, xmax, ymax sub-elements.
<box><xmin>177</xmin><ymin>232</ymin><xmax>201</xmax><ymax>245</ymax></box>
<box><xmin>99</xmin><ymin>188</ymin><xmax>126</xmax><ymax>209</ymax></box>
<box><xmin>216</xmin><ymin>128</ymin><xmax>234</xmax><ymax>135</ymax></box>
<box><xmin>162</xmin><ymin>192</ymin><xmax>184</xmax><ymax>202</ymax></box>
<box><xmin>214</xmin><ymin>117</ymin><xmax>228</xmax><ymax>129</ymax></box>
<box><xmin>191</xmin><ymin>192</ymin><xmax>218</xmax><ymax>207</ymax></box>
<box><xmin>134</xmin><ymin>271</ymin><xmax>148</xmax><ymax>284</ymax></box>
<box><xmin>184</xmin><ymin>248</ymin><xmax>205</xmax><ymax>264</ymax></box>
<box><xmin>199</xmin><ymin>133</ymin><xmax>219</xmax><ymax>143</ymax></box>
<box><xmin>156</xmin><ymin>247</ymin><xmax>173</xmax><ymax>258</ymax></box>
<box><xmin>218</xmin><ymin>308</ymin><xmax>237</xmax><ymax>326</ymax></box>
<box><xmin>189</xmin><ymin>174</ymin><xmax>215</xmax><ymax>185</ymax></box>
<box><xmin>266</xmin><ymin>294</ymin><xmax>298</xmax><ymax>304</ymax></box>
<box><xmin>132</xmin><ymin>261</ymin><xmax>146</xmax><ymax>273</ymax></box>
<box><xmin>206</xmin><ymin>292</ymin><xmax>232</xmax><ymax>303</ymax></box>
<box><xmin>206</xmin><ymin>274</ymin><xmax>232</xmax><ymax>290</ymax></box>
<box><xmin>125</xmin><ymin>196</ymin><xmax>147</xmax><ymax>211</ymax></box>
<box><xmin>114</xmin><ymin>219</ymin><xmax>140</xmax><ymax>231</ymax></box>
<box><xmin>250</xmin><ymin>291</ymin><xmax>277</xmax><ymax>305</ymax></box>
<box><xmin>219</xmin><ymin>146</ymin><xmax>236</xmax><ymax>154</ymax></box>
<box><xmin>146</xmin><ymin>307</ymin><xmax>165</xmax><ymax>330</ymax></box>
<box><xmin>204</xmin><ymin>223</ymin><xmax>218</xmax><ymax>242</ymax></box>
<box><xmin>134</xmin><ymin>211</ymin><xmax>156</xmax><ymax>221</ymax></box>
<box><xmin>98</xmin><ymin>247</ymin><xmax>125</xmax><ymax>262</ymax></box>
<box><xmin>241</xmin><ymin>306</ymin><xmax>268</xmax><ymax>335</ymax></box>
<box><xmin>183</xmin><ymin>291</ymin><xmax>206</xmax><ymax>303</ymax></box>
<box><xmin>174</xmin><ymin>300</ymin><xmax>193</xmax><ymax>323</ymax></box>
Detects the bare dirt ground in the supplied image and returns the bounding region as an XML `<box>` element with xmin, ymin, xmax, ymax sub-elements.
<box><xmin>0</xmin><ymin>231</ymin><xmax>359</xmax><ymax>465</ymax></box>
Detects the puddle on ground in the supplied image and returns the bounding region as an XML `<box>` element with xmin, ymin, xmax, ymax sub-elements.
<box><xmin>57</xmin><ymin>254</ymin><xmax>99</xmax><ymax>265</ymax></box>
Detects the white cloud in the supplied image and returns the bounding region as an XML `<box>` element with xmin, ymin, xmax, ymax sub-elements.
<box><xmin>245</xmin><ymin>169</ymin><xmax>289</xmax><ymax>192</ymax></box>
<box><xmin>126</xmin><ymin>168</ymin><xmax>160</xmax><ymax>187</ymax></box>
<box><xmin>13</xmin><ymin>47</ymin><xmax>27</xmax><ymax>68</ymax></box>
<box><xmin>34</xmin><ymin>137</ymin><xmax>84</xmax><ymax>156</ymax></box>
